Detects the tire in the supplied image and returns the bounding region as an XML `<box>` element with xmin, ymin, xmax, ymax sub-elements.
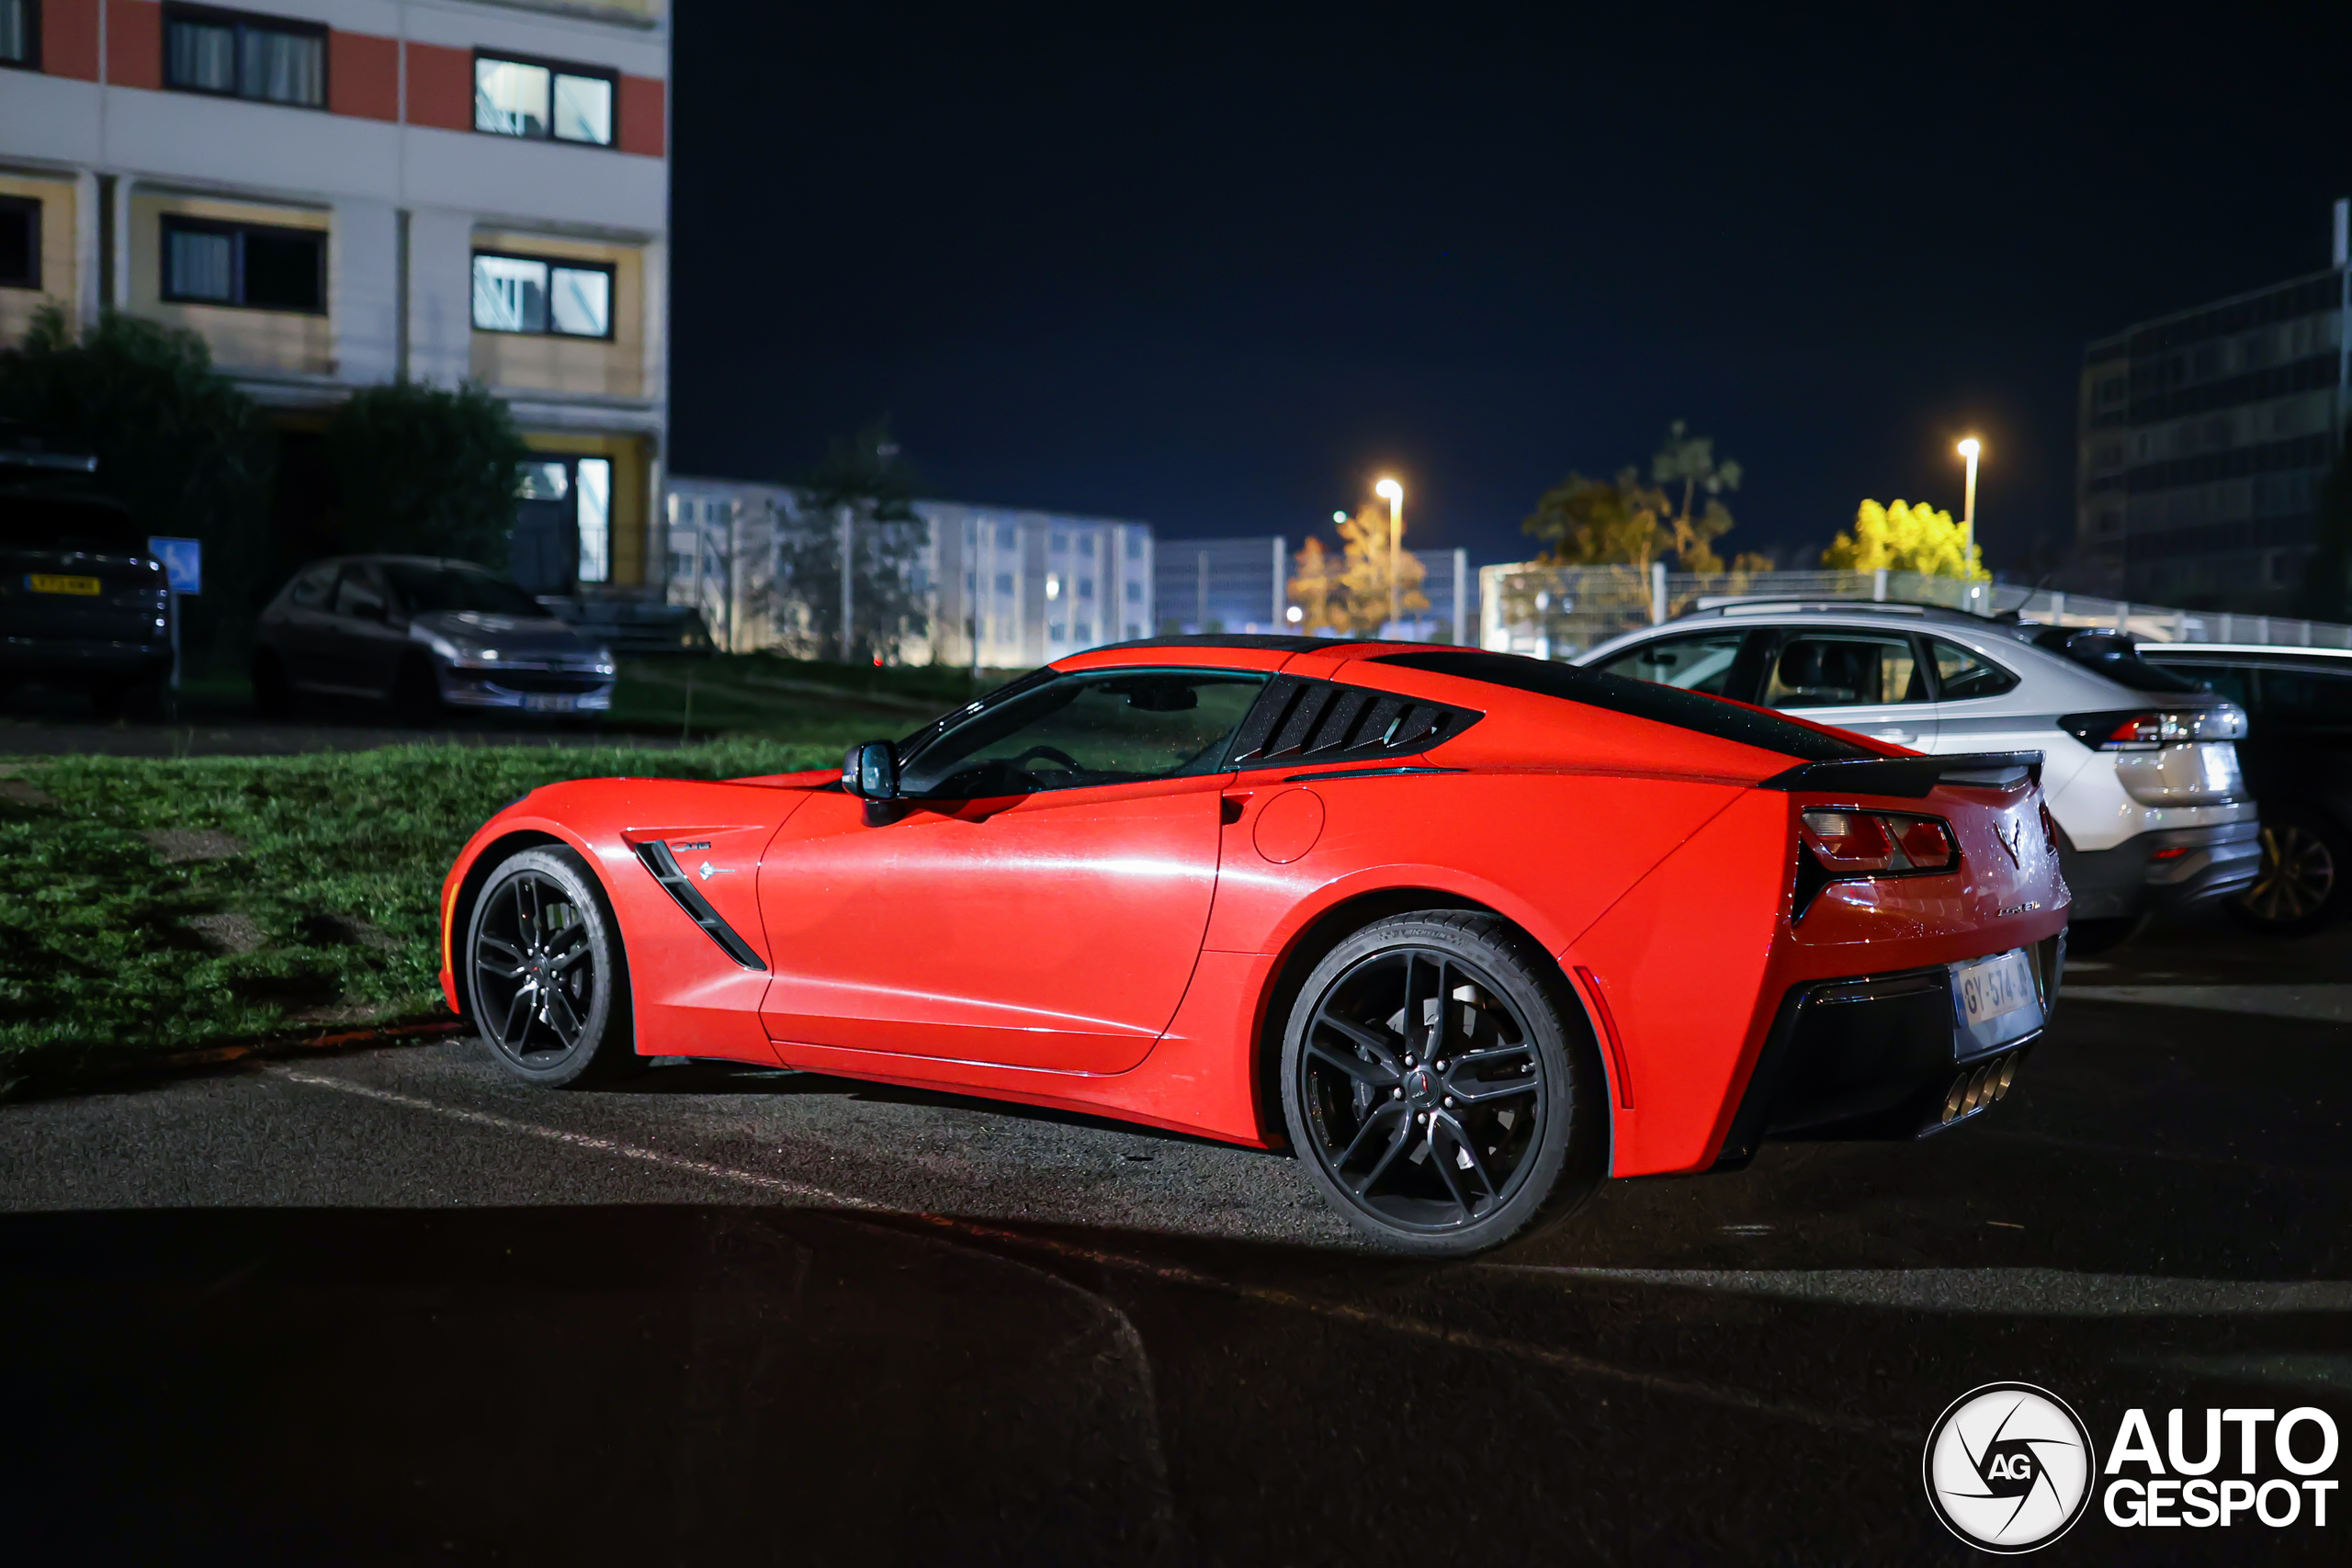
<box><xmin>2234</xmin><ymin>813</ymin><xmax>2346</xmax><ymax>935</ymax></box>
<box><xmin>89</xmin><ymin>678</ymin><xmax>162</xmax><ymax>720</ymax></box>
<box><xmin>2064</xmin><ymin>915</ymin><xmax>2145</xmax><ymax>956</ymax></box>
<box><xmin>1279</xmin><ymin>910</ymin><xmax>1603</xmax><ymax>1258</ymax></box>
<box><xmin>464</xmin><ymin>847</ymin><xmax>641</xmax><ymax>1088</ymax></box>
<box><xmin>391</xmin><ymin>655</ymin><xmax>444</xmax><ymax>724</ymax></box>
<box><xmin>253</xmin><ymin>650</ymin><xmax>294</xmax><ymax>718</ymax></box>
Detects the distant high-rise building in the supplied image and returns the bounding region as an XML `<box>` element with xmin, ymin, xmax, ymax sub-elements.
<box><xmin>2076</xmin><ymin>200</ymin><xmax>2349</xmax><ymax>609</ymax></box>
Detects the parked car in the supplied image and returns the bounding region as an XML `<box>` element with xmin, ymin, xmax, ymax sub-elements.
<box><xmin>441</xmin><ymin>636</ymin><xmax>2066</xmax><ymax>1256</ymax></box>
<box><xmin>0</xmin><ymin>486</ymin><xmax>173</xmax><ymax>716</ymax></box>
<box><xmin>2137</xmin><ymin>643</ymin><xmax>2352</xmax><ymax>932</ymax></box>
<box><xmin>1577</xmin><ymin>603</ymin><xmax>2256</xmax><ymax>951</ymax></box>
<box><xmin>253</xmin><ymin>556</ymin><xmax>616</xmax><ymax>721</ymax></box>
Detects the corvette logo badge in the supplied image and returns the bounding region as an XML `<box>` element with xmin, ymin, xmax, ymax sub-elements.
<box><xmin>697</xmin><ymin>860</ymin><xmax>729</xmax><ymax>881</ymax></box>
<box><xmin>1994</xmin><ymin>819</ymin><xmax>2024</xmax><ymax>868</ymax></box>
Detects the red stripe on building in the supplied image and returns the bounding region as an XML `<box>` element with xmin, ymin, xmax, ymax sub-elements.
<box><xmin>617</xmin><ymin>73</ymin><xmax>664</xmax><ymax>158</ymax></box>
<box><xmin>42</xmin><ymin>0</ymin><xmax>101</xmax><ymax>80</ymax></box>
<box><xmin>106</xmin><ymin>0</ymin><xmax>164</xmax><ymax>90</ymax></box>
<box><xmin>329</xmin><ymin>29</ymin><xmax>399</xmax><ymax>121</ymax></box>
<box><xmin>403</xmin><ymin>40</ymin><xmax>472</xmax><ymax>131</ymax></box>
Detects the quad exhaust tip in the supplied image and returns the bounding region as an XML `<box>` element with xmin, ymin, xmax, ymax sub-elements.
<box><xmin>1941</xmin><ymin>1049</ymin><xmax>2023</xmax><ymax>1127</ymax></box>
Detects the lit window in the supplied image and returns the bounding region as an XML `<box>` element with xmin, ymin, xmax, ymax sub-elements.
<box><xmin>164</xmin><ymin>6</ymin><xmax>325</xmax><ymax>107</ymax></box>
<box><xmin>476</xmin><ymin>53</ymin><xmax>616</xmax><ymax>146</ymax></box>
<box><xmin>576</xmin><ymin>458</ymin><xmax>611</xmax><ymax>584</ymax></box>
<box><xmin>471</xmin><ymin>252</ymin><xmax>614</xmax><ymax>337</ymax></box>
<box><xmin>161</xmin><ymin>216</ymin><xmax>323</xmax><ymax>311</ymax></box>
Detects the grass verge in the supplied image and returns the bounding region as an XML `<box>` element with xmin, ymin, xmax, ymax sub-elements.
<box><xmin>0</xmin><ymin>739</ymin><xmax>838</xmax><ymax>1091</ymax></box>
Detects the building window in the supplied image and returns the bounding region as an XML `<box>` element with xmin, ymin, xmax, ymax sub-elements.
<box><xmin>470</xmin><ymin>252</ymin><xmax>614</xmax><ymax>338</ymax></box>
<box><xmin>576</xmin><ymin>457</ymin><xmax>611</xmax><ymax>585</ymax></box>
<box><xmin>164</xmin><ymin>6</ymin><xmax>326</xmax><ymax>107</ymax></box>
<box><xmin>474</xmin><ymin>53</ymin><xmax>616</xmax><ymax>146</ymax></box>
<box><xmin>1125</xmin><ymin>581</ymin><xmax>1142</xmax><ymax>602</ymax></box>
<box><xmin>161</xmin><ymin>216</ymin><xmax>324</xmax><ymax>311</ymax></box>
<box><xmin>0</xmin><ymin>196</ymin><xmax>38</xmax><ymax>289</ymax></box>
<box><xmin>2</xmin><ymin>0</ymin><xmax>39</xmax><ymax>70</ymax></box>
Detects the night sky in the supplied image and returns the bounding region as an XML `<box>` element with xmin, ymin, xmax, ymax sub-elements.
<box><xmin>669</xmin><ymin>5</ymin><xmax>2352</xmax><ymax>575</ymax></box>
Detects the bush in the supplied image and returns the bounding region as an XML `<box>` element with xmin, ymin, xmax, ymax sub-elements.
<box><xmin>0</xmin><ymin>304</ymin><xmax>273</xmax><ymax>669</ymax></box>
<box><xmin>324</xmin><ymin>379</ymin><xmax>530</xmax><ymax>567</ymax></box>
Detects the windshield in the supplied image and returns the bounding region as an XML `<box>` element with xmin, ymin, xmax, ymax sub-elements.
<box><xmin>381</xmin><ymin>562</ymin><xmax>548</xmax><ymax>618</ymax></box>
<box><xmin>2030</xmin><ymin>628</ymin><xmax>2206</xmax><ymax>695</ymax></box>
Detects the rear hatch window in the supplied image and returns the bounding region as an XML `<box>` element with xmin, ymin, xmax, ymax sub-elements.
<box><xmin>0</xmin><ymin>493</ymin><xmax>155</xmax><ymax>559</ymax></box>
<box><xmin>2030</xmin><ymin>629</ymin><xmax>2205</xmax><ymax>695</ymax></box>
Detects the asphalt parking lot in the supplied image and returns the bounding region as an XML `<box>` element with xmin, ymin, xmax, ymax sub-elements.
<box><xmin>4</xmin><ymin>917</ymin><xmax>2346</xmax><ymax>1564</ymax></box>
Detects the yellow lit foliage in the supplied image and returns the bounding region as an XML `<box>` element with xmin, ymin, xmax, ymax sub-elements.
<box><xmin>1290</xmin><ymin>500</ymin><xmax>1429</xmax><ymax>636</ymax></box>
<box><xmin>1823</xmin><ymin>499</ymin><xmax>1988</xmax><ymax>581</ymax></box>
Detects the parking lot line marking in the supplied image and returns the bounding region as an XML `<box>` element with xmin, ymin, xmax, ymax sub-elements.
<box><xmin>1490</xmin><ymin>1265</ymin><xmax>2352</xmax><ymax>1316</ymax></box>
<box><xmin>275</xmin><ymin>1065</ymin><xmax>1905</xmax><ymax>1438</ymax></box>
<box><xmin>2064</xmin><ymin>983</ymin><xmax>2352</xmax><ymax>1022</ymax></box>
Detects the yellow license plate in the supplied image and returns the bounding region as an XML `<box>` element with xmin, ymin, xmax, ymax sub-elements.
<box><xmin>28</xmin><ymin>575</ymin><xmax>102</xmax><ymax>596</ymax></box>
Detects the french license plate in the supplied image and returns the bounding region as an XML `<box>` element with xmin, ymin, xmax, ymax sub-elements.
<box><xmin>523</xmin><ymin>694</ymin><xmax>576</xmax><ymax>713</ymax></box>
<box><xmin>1954</xmin><ymin>949</ymin><xmax>2037</xmax><ymax>1029</ymax></box>
<box><xmin>28</xmin><ymin>574</ymin><xmax>101</xmax><ymax>596</ymax></box>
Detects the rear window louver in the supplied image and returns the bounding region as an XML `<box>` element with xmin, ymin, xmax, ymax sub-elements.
<box><xmin>632</xmin><ymin>840</ymin><xmax>768</xmax><ymax>970</ymax></box>
<box><xmin>1225</xmin><ymin>676</ymin><xmax>1482</xmax><ymax>768</ymax></box>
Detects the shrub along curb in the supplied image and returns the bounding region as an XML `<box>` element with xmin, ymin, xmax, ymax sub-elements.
<box><xmin>0</xmin><ymin>1015</ymin><xmax>469</xmax><ymax>1103</ymax></box>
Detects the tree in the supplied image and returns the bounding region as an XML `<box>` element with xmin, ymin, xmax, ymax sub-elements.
<box><xmin>2296</xmin><ymin>428</ymin><xmax>2352</xmax><ymax>622</ymax></box>
<box><xmin>322</xmin><ymin>379</ymin><xmax>529</xmax><ymax>566</ymax></box>
<box><xmin>1289</xmin><ymin>496</ymin><xmax>1428</xmax><ymax>636</ymax></box>
<box><xmin>0</xmin><ymin>305</ymin><xmax>274</xmax><ymax>671</ymax></box>
<box><xmin>1822</xmin><ymin>498</ymin><xmax>1988</xmax><ymax>581</ymax></box>
<box><xmin>774</xmin><ymin>419</ymin><xmax>930</xmax><ymax>663</ymax></box>
<box><xmin>1521</xmin><ymin>423</ymin><xmax>1770</xmax><ymax>573</ymax></box>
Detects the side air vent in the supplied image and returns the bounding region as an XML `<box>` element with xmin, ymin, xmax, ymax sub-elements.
<box><xmin>631</xmin><ymin>840</ymin><xmax>768</xmax><ymax>970</ymax></box>
<box><xmin>1226</xmin><ymin>676</ymin><xmax>1483</xmax><ymax>771</ymax></box>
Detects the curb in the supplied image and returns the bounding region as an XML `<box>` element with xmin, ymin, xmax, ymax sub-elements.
<box><xmin>3</xmin><ymin>1016</ymin><xmax>469</xmax><ymax>1104</ymax></box>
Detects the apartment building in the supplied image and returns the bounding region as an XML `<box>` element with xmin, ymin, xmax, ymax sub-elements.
<box><xmin>2075</xmin><ymin>199</ymin><xmax>2349</xmax><ymax>609</ymax></box>
<box><xmin>0</xmin><ymin>0</ymin><xmax>669</xmax><ymax>598</ymax></box>
<box><xmin>663</xmin><ymin>479</ymin><xmax>1158</xmax><ymax>667</ymax></box>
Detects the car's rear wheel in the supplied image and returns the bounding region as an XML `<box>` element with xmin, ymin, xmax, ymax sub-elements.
<box><xmin>252</xmin><ymin>649</ymin><xmax>294</xmax><ymax>718</ymax></box>
<box><xmin>466</xmin><ymin>847</ymin><xmax>640</xmax><ymax>1088</ymax></box>
<box><xmin>2236</xmin><ymin>815</ymin><xmax>2344</xmax><ymax>935</ymax></box>
<box><xmin>1280</xmin><ymin>911</ymin><xmax>1602</xmax><ymax>1257</ymax></box>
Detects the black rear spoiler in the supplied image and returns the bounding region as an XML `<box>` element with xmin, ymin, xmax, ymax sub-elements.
<box><xmin>1756</xmin><ymin>750</ymin><xmax>2042</xmax><ymax>798</ymax></box>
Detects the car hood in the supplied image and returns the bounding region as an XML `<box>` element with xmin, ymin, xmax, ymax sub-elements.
<box><xmin>415</xmin><ymin>609</ymin><xmax>598</xmax><ymax>656</ymax></box>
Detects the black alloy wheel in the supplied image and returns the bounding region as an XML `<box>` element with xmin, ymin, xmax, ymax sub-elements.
<box><xmin>1281</xmin><ymin>911</ymin><xmax>1600</xmax><ymax>1257</ymax></box>
<box><xmin>2237</xmin><ymin>818</ymin><xmax>2343</xmax><ymax>934</ymax></box>
<box><xmin>467</xmin><ymin>847</ymin><xmax>639</xmax><ymax>1088</ymax></box>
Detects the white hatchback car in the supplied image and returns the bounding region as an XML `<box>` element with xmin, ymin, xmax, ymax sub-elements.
<box><xmin>1576</xmin><ymin>602</ymin><xmax>2257</xmax><ymax>946</ymax></box>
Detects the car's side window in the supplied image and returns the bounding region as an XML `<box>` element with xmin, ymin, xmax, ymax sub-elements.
<box><xmin>1761</xmin><ymin>633</ymin><xmax>1928</xmax><ymax>708</ymax></box>
<box><xmin>1926</xmin><ymin>637</ymin><xmax>2020</xmax><ymax>702</ymax></box>
<box><xmin>287</xmin><ymin>563</ymin><xmax>337</xmax><ymax>609</ymax></box>
<box><xmin>2259</xmin><ymin>667</ymin><xmax>2352</xmax><ymax>722</ymax></box>
<box><xmin>1592</xmin><ymin>630</ymin><xmax>1748</xmax><ymax>697</ymax></box>
<box><xmin>331</xmin><ymin>566</ymin><xmax>386</xmax><ymax>620</ymax></box>
<box><xmin>898</xmin><ymin>670</ymin><xmax>1270</xmax><ymax>798</ymax></box>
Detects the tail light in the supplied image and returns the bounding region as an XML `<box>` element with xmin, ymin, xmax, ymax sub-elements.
<box><xmin>2058</xmin><ymin>705</ymin><xmax>2246</xmax><ymax>750</ymax></box>
<box><xmin>1800</xmin><ymin>808</ymin><xmax>1959</xmax><ymax>874</ymax></box>
<box><xmin>1794</xmin><ymin>807</ymin><xmax>1961</xmax><ymax>917</ymax></box>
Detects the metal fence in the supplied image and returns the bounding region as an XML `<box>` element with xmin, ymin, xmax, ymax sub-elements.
<box><xmin>1476</xmin><ymin>562</ymin><xmax>2352</xmax><ymax>660</ymax></box>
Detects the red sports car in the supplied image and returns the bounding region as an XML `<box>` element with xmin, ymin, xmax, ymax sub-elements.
<box><xmin>440</xmin><ymin>637</ymin><xmax>2068</xmax><ymax>1254</ymax></box>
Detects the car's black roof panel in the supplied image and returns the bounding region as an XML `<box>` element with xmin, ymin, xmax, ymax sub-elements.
<box><xmin>1094</xmin><ymin>634</ymin><xmax>1414</xmax><ymax>653</ymax></box>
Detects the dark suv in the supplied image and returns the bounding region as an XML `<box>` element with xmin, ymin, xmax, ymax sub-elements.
<box><xmin>2141</xmin><ymin>644</ymin><xmax>2352</xmax><ymax>932</ymax></box>
<box><xmin>253</xmin><ymin>556</ymin><xmax>616</xmax><ymax>721</ymax></box>
<box><xmin>0</xmin><ymin>432</ymin><xmax>173</xmax><ymax>716</ymax></box>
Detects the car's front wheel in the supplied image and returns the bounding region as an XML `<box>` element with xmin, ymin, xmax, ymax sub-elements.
<box><xmin>466</xmin><ymin>847</ymin><xmax>640</xmax><ymax>1088</ymax></box>
<box><xmin>1280</xmin><ymin>911</ymin><xmax>1603</xmax><ymax>1257</ymax></box>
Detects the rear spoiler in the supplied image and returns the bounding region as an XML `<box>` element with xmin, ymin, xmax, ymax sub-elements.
<box><xmin>1756</xmin><ymin>750</ymin><xmax>2042</xmax><ymax>798</ymax></box>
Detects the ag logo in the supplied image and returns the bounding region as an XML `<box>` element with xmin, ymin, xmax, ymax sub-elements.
<box><xmin>1924</xmin><ymin>1382</ymin><xmax>2095</xmax><ymax>1552</ymax></box>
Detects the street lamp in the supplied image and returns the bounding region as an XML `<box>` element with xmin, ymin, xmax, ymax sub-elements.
<box><xmin>1956</xmin><ymin>438</ymin><xmax>1982</xmax><ymax>562</ymax></box>
<box><xmin>1375</xmin><ymin>477</ymin><xmax>1404</xmax><ymax>628</ymax></box>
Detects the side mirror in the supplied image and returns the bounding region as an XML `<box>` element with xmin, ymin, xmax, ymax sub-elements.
<box><xmin>842</xmin><ymin>740</ymin><xmax>898</xmax><ymax>800</ymax></box>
